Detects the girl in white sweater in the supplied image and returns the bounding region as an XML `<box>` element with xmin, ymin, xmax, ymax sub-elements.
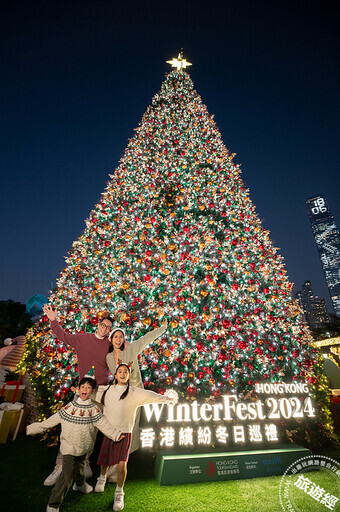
<box><xmin>103</xmin><ymin>318</ymin><xmax>167</xmax><ymax>484</ymax></box>
<box><xmin>95</xmin><ymin>363</ymin><xmax>174</xmax><ymax>511</ymax></box>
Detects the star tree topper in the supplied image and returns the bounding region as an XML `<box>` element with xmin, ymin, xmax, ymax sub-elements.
<box><xmin>166</xmin><ymin>52</ymin><xmax>192</xmax><ymax>71</ymax></box>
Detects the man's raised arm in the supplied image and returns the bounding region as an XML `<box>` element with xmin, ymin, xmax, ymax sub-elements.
<box><xmin>43</xmin><ymin>304</ymin><xmax>81</xmax><ymax>349</ymax></box>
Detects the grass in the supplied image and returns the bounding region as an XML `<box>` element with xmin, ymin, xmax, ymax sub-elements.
<box><xmin>1</xmin><ymin>436</ymin><xmax>340</xmax><ymax>512</ymax></box>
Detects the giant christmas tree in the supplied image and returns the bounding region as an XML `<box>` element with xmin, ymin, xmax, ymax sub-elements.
<box><xmin>20</xmin><ymin>55</ymin><xmax>332</xmax><ymax>443</ymax></box>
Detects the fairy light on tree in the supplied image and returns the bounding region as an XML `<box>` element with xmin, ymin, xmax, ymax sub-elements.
<box><xmin>18</xmin><ymin>55</ymin><xmax>332</xmax><ymax>443</ymax></box>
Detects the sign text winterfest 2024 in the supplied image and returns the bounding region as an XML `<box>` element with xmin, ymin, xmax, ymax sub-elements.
<box><xmin>139</xmin><ymin>381</ymin><xmax>315</xmax><ymax>448</ymax></box>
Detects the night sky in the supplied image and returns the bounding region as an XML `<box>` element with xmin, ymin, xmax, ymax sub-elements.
<box><xmin>1</xmin><ymin>0</ymin><xmax>339</xmax><ymax>312</ymax></box>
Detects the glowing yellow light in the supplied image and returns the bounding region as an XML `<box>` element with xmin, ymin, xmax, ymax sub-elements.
<box><xmin>166</xmin><ymin>52</ymin><xmax>192</xmax><ymax>71</ymax></box>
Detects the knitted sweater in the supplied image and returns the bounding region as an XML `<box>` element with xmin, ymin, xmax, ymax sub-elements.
<box><xmin>102</xmin><ymin>384</ymin><xmax>168</xmax><ymax>433</ymax></box>
<box><xmin>50</xmin><ymin>320</ymin><xmax>110</xmax><ymax>385</ymax></box>
<box><xmin>27</xmin><ymin>397</ymin><xmax>121</xmax><ymax>456</ymax></box>
<box><xmin>106</xmin><ymin>325</ymin><xmax>166</xmax><ymax>388</ymax></box>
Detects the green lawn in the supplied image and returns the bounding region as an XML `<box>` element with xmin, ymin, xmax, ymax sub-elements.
<box><xmin>1</xmin><ymin>437</ymin><xmax>339</xmax><ymax>512</ymax></box>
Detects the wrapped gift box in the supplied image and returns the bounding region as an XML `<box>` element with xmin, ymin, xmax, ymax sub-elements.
<box><xmin>0</xmin><ymin>382</ymin><xmax>25</xmax><ymax>403</ymax></box>
<box><xmin>0</xmin><ymin>403</ymin><xmax>30</xmax><ymax>443</ymax></box>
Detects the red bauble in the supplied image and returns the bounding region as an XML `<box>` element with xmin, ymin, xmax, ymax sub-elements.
<box><xmin>218</xmin><ymin>351</ymin><xmax>227</xmax><ymax>362</ymax></box>
<box><xmin>213</xmin><ymin>389</ymin><xmax>221</xmax><ymax>398</ymax></box>
<box><xmin>196</xmin><ymin>342</ymin><xmax>205</xmax><ymax>352</ymax></box>
<box><xmin>187</xmin><ymin>385</ymin><xmax>197</xmax><ymax>397</ymax></box>
<box><xmin>91</xmin><ymin>317</ymin><xmax>99</xmax><ymax>325</ymax></box>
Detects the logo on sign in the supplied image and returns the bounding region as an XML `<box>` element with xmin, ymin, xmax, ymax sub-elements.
<box><xmin>206</xmin><ymin>462</ymin><xmax>216</xmax><ymax>477</ymax></box>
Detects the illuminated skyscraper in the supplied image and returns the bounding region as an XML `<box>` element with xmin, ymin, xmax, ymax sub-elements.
<box><xmin>295</xmin><ymin>280</ymin><xmax>330</xmax><ymax>330</ymax></box>
<box><xmin>306</xmin><ymin>195</ymin><xmax>340</xmax><ymax>317</ymax></box>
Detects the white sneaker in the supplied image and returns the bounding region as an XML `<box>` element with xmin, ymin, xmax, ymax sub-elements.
<box><xmin>113</xmin><ymin>490</ymin><xmax>125</xmax><ymax>511</ymax></box>
<box><xmin>72</xmin><ymin>482</ymin><xmax>93</xmax><ymax>493</ymax></box>
<box><xmin>95</xmin><ymin>475</ymin><xmax>107</xmax><ymax>492</ymax></box>
<box><xmin>107</xmin><ymin>464</ymin><xmax>118</xmax><ymax>483</ymax></box>
<box><xmin>84</xmin><ymin>461</ymin><xmax>93</xmax><ymax>478</ymax></box>
<box><xmin>46</xmin><ymin>506</ymin><xmax>59</xmax><ymax>512</ymax></box>
<box><xmin>44</xmin><ymin>465</ymin><xmax>62</xmax><ymax>486</ymax></box>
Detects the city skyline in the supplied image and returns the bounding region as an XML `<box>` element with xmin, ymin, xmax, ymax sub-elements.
<box><xmin>295</xmin><ymin>280</ymin><xmax>331</xmax><ymax>330</ymax></box>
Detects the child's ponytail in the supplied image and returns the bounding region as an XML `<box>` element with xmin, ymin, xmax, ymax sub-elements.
<box><xmin>119</xmin><ymin>380</ymin><xmax>130</xmax><ymax>400</ymax></box>
<box><xmin>101</xmin><ymin>383</ymin><xmax>112</xmax><ymax>405</ymax></box>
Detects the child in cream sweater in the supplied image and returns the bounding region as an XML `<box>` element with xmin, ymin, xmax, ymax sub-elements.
<box><xmin>27</xmin><ymin>375</ymin><xmax>123</xmax><ymax>512</ymax></box>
